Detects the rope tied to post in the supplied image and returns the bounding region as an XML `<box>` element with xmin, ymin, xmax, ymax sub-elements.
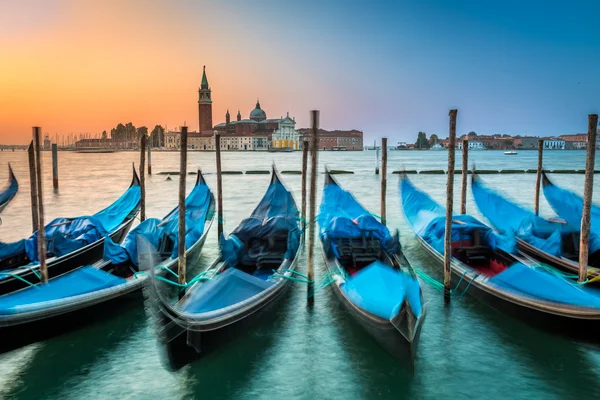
<box><xmin>412</xmin><ymin>266</ymin><xmax>477</xmax><ymax>298</ymax></box>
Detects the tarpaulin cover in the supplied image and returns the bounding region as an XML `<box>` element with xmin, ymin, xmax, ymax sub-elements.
<box><xmin>221</xmin><ymin>176</ymin><xmax>299</xmax><ymax>267</ymax></box>
<box><xmin>490</xmin><ymin>263</ymin><xmax>600</xmax><ymax>308</ymax></box>
<box><xmin>0</xmin><ymin>240</ymin><xmax>25</xmax><ymax>262</ymax></box>
<box><xmin>342</xmin><ymin>260</ymin><xmax>422</xmax><ymax>319</ymax></box>
<box><xmin>0</xmin><ymin>168</ymin><xmax>18</xmax><ymax>209</ymax></box>
<box><xmin>544</xmin><ymin>176</ymin><xmax>600</xmax><ymax>235</ymax></box>
<box><xmin>400</xmin><ymin>176</ymin><xmax>515</xmax><ymax>254</ymax></box>
<box><xmin>103</xmin><ymin>180</ymin><xmax>212</xmax><ymax>266</ymax></box>
<box><xmin>318</xmin><ymin>182</ymin><xmax>397</xmax><ymax>254</ymax></box>
<box><xmin>0</xmin><ymin>266</ymin><xmax>126</xmax><ymax>315</ymax></box>
<box><xmin>178</xmin><ymin>267</ymin><xmax>273</xmax><ymax>314</ymax></box>
<box><xmin>472</xmin><ymin>176</ymin><xmax>600</xmax><ymax>257</ymax></box>
<box><xmin>0</xmin><ymin>183</ymin><xmax>140</xmax><ymax>263</ymax></box>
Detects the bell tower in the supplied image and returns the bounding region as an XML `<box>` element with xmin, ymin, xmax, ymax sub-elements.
<box><xmin>198</xmin><ymin>66</ymin><xmax>213</xmax><ymax>131</ymax></box>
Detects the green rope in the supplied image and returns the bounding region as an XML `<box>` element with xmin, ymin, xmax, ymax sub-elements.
<box><xmin>24</xmin><ymin>266</ymin><xmax>41</xmax><ymax>280</ymax></box>
<box><xmin>413</xmin><ymin>266</ymin><xmax>476</xmax><ymax>298</ymax></box>
<box><xmin>0</xmin><ymin>272</ymin><xmax>39</xmax><ymax>288</ymax></box>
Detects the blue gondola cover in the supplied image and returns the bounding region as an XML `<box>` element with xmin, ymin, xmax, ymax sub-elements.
<box><xmin>318</xmin><ymin>182</ymin><xmax>397</xmax><ymax>254</ymax></box>
<box><xmin>0</xmin><ymin>184</ymin><xmax>140</xmax><ymax>262</ymax></box>
<box><xmin>544</xmin><ymin>177</ymin><xmax>600</xmax><ymax>235</ymax></box>
<box><xmin>178</xmin><ymin>267</ymin><xmax>273</xmax><ymax>314</ymax></box>
<box><xmin>0</xmin><ymin>266</ymin><xmax>126</xmax><ymax>315</ymax></box>
<box><xmin>103</xmin><ymin>180</ymin><xmax>212</xmax><ymax>266</ymax></box>
<box><xmin>221</xmin><ymin>178</ymin><xmax>299</xmax><ymax>267</ymax></box>
<box><xmin>490</xmin><ymin>263</ymin><xmax>600</xmax><ymax>308</ymax></box>
<box><xmin>472</xmin><ymin>176</ymin><xmax>600</xmax><ymax>257</ymax></box>
<box><xmin>400</xmin><ymin>176</ymin><xmax>515</xmax><ymax>254</ymax></box>
<box><xmin>342</xmin><ymin>260</ymin><xmax>422</xmax><ymax>319</ymax></box>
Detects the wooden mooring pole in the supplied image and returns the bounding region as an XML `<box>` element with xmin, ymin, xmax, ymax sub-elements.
<box><xmin>33</xmin><ymin>127</ymin><xmax>48</xmax><ymax>284</ymax></box>
<box><xmin>534</xmin><ymin>139</ymin><xmax>543</xmax><ymax>216</ymax></box>
<box><xmin>147</xmin><ymin>142</ymin><xmax>152</xmax><ymax>175</ymax></box>
<box><xmin>27</xmin><ymin>142</ymin><xmax>39</xmax><ymax>233</ymax></box>
<box><xmin>307</xmin><ymin>110</ymin><xmax>319</xmax><ymax>305</ymax></box>
<box><xmin>139</xmin><ymin>133</ymin><xmax>146</xmax><ymax>222</ymax></box>
<box><xmin>301</xmin><ymin>139</ymin><xmax>309</xmax><ymax>227</ymax></box>
<box><xmin>178</xmin><ymin>126</ymin><xmax>188</xmax><ymax>286</ymax></box>
<box><xmin>375</xmin><ymin>140</ymin><xmax>380</xmax><ymax>174</ymax></box>
<box><xmin>381</xmin><ymin>137</ymin><xmax>387</xmax><ymax>225</ymax></box>
<box><xmin>578</xmin><ymin>114</ymin><xmax>598</xmax><ymax>283</ymax></box>
<box><xmin>460</xmin><ymin>139</ymin><xmax>468</xmax><ymax>214</ymax></box>
<box><xmin>444</xmin><ymin>110</ymin><xmax>458</xmax><ymax>303</ymax></box>
<box><xmin>51</xmin><ymin>143</ymin><xmax>58</xmax><ymax>191</ymax></box>
<box><xmin>215</xmin><ymin>131</ymin><xmax>223</xmax><ymax>239</ymax></box>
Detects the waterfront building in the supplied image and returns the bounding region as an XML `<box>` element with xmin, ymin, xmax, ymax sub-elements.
<box><xmin>43</xmin><ymin>135</ymin><xmax>51</xmax><ymax>150</ymax></box>
<box><xmin>213</xmin><ymin>102</ymin><xmax>300</xmax><ymax>150</ymax></box>
<box><xmin>457</xmin><ymin>141</ymin><xmax>484</xmax><ymax>150</ymax></box>
<box><xmin>164</xmin><ymin>131</ymin><xmax>180</xmax><ymax>149</ymax></box>
<box><xmin>297</xmin><ymin>129</ymin><xmax>363</xmax><ymax>150</ymax></box>
<box><xmin>518</xmin><ymin>136</ymin><xmax>539</xmax><ymax>149</ymax></box>
<box><xmin>543</xmin><ymin>138</ymin><xmax>566</xmax><ymax>150</ymax></box>
<box><xmin>560</xmin><ymin>133</ymin><xmax>600</xmax><ymax>148</ymax></box>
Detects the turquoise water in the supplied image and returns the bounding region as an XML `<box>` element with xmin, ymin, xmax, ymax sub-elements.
<box><xmin>1</xmin><ymin>149</ymin><xmax>600</xmax><ymax>399</ymax></box>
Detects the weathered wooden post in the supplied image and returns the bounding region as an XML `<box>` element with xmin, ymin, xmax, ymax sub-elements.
<box><xmin>27</xmin><ymin>142</ymin><xmax>39</xmax><ymax>233</ymax></box>
<box><xmin>215</xmin><ymin>131</ymin><xmax>223</xmax><ymax>239</ymax></box>
<box><xmin>375</xmin><ymin>140</ymin><xmax>380</xmax><ymax>174</ymax></box>
<box><xmin>139</xmin><ymin>133</ymin><xmax>146</xmax><ymax>222</ymax></box>
<box><xmin>51</xmin><ymin>143</ymin><xmax>59</xmax><ymax>191</ymax></box>
<box><xmin>178</xmin><ymin>126</ymin><xmax>188</xmax><ymax>286</ymax></box>
<box><xmin>534</xmin><ymin>139</ymin><xmax>544</xmax><ymax>216</ymax></box>
<box><xmin>301</xmin><ymin>139</ymin><xmax>309</xmax><ymax>226</ymax></box>
<box><xmin>578</xmin><ymin>114</ymin><xmax>598</xmax><ymax>283</ymax></box>
<box><xmin>307</xmin><ymin>110</ymin><xmax>319</xmax><ymax>304</ymax></box>
<box><xmin>381</xmin><ymin>137</ymin><xmax>387</xmax><ymax>225</ymax></box>
<box><xmin>460</xmin><ymin>139</ymin><xmax>468</xmax><ymax>214</ymax></box>
<box><xmin>33</xmin><ymin>127</ymin><xmax>48</xmax><ymax>283</ymax></box>
<box><xmin>444</xmin><ymin>110</ymin><xmax>458</xmax><ymax>303</ymax></box>
<box><xmin>147</xmin><ymin>142</ymin><xmax>152</xmax><ymax>175</ymax></box>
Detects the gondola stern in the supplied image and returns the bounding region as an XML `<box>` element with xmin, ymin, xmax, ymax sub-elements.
<box><xmin>131</xmin><ymin>163</ymin><xmax>141</xmax><ymax>187</ymax></box>
<box><xmin>390</xmin><ymin>297</ymin><xmax>424</xmax><ymax>369</ymax></box>
<box><xmin>541</xmin><ymin>170</ymin><xmax>551</xmax><ymax>188</ymax></box>
<box><xmin>8</xmin><ymin>163</ymin><xmax>16</xmax><ymax>185</ymax></box>
<box><xmin>323</xmin><ymin>166</ymin><xmax>339</xmax><ymax>187</ymax></box>
<box><xmin>195</xmin><ymin>169</ymin><xmax>206</xmax><ymax>186</ymax></box>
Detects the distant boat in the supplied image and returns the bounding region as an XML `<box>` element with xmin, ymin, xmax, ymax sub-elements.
<box><xmin>430</xmin><ymin>144</ymin><xmax>445</xmax><ymax>151</ymax></box>
<box><xmin>504</xmin><ymin>151</ymin><xmax>517</xmax><ymax>155</ymax></box>
<box><xmin>268</xmin><ymin>147</ymin><xmax>294</xmax><ymax>153</ymax></box>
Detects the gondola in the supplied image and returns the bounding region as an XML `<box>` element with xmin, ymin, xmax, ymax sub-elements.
<box><xmin>400</xmin><ymin>173</ymin><xmax>600</xmax><ymax>337</ymax></box>
<box><xmin>318</xmin><ymin>170</ymin><xmax>425</xmax><ymax>370</ymax></box>
<box><xmin>543</xmin><ymin>172</ymin><xmax>600</xmax><ymax>236</ymax></box>
<box><xmin>0</xmin><ymin>164</ymin><xmax>18</xmax><ymax>213</ymax></box>
<box><xmin>0</xmin><ymin>166</ymin><xmax>141</xmax><ymax>295</ymax></box>
<box><xmin>0</xmin><ymin>171</ymin><xmax>214</xmax><ymax>353</ymax></box>
<box><xmin>144</xmin><ymin>167</ymin><xmax>302</xmax><ymax>371</ymax></box>
<box><xmin>472</xmin><ymin>172</ymin><xmax>600</xmax><ymax>279</ymax></box>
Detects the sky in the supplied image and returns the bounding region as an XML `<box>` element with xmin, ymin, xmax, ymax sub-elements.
<box><xmin>0</xmin><ymin>0</ymin><xmax>599</xmax><ymax>145</ymax></box>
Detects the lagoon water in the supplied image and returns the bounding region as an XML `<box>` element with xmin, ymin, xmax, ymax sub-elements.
<box><xmin>1</xmin><ymin>149</ymin><xmax>600</xmax><ymax>399</ymax></box>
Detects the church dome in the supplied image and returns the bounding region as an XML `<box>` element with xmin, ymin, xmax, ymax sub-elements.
<box><xmin>249</xmin><ymin>100</ymin><xmax>267</xmax><ymax>121</ymax></box>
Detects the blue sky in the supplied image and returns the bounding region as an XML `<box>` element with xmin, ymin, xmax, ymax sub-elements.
<box><xmin>1</xmin><ymin>0</ymin><xmax>598</xmax><ymax>144</ymax></box>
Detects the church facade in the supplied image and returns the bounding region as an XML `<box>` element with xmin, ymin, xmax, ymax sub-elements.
<box><xmin>213</xmin><ymin>101</ymin><xmax>300</xmax><ymax>150</ymax></box>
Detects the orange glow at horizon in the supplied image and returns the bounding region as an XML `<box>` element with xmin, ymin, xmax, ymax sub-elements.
<box><xmin>0</xmin><ymin>1</ymin><xmax>324</xmax><ymax>144</ymax></box>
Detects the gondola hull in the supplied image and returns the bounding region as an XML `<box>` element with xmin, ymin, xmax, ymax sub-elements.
<box><xmin>0</xmin><ymin>219</ymin><xmax>212</xmax><ymax>353</ymax></box>
<box><xmin>0</xmin><ymin>216</ymin><xmax>136</xmax><ymax>296</ymax></box>
<box><xmin>415</xmin><ymin>234</ymin><xmax>600</xmax><ymax>339</ymax></box>
<box><xmin>323</xmin><ymin>252</ymin><xmax>423</xmax><ymax>366</ymax></box>
<box><xmin>515</xmin><ymin>238</ymin><xmax>600</xmax><ymax>280</ymax></box>
<box><xmin>157</xmin><ymin>264</ymin><xmax>295</xmax><ymax>371</ymax></box>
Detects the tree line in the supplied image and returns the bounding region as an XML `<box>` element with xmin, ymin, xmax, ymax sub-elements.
<box><xmin>108</xmin><ymin>123</ymin><xmax>166</xmax><ymax>147</ymax></box>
